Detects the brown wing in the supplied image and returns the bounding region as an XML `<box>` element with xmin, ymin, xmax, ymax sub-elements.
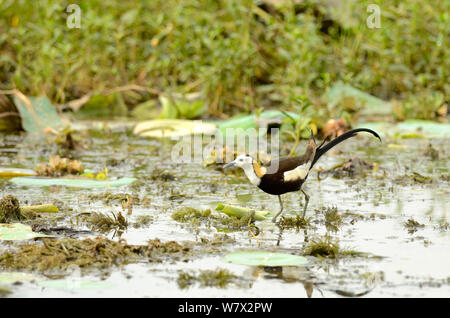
<box><xmin>262</xmin><ymin>154</ymin><xmax>310</xmax><ymax>175</ymax></box>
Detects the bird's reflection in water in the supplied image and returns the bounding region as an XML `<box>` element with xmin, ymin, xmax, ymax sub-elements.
<box><xmin>245</xmin><ymin>265</ymin><xmax>323</xmax><ymax>298</ymax></box>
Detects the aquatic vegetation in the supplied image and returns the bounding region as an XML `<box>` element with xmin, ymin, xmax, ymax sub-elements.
<box><xmin>394</xmin><ymin>172</ymin><xmax>435</xmax><ymax>185</ymax></box>
<box><xmin>52</xmin><ymin>127</ymin><xmax>87</xmax><ymax>151</ymax></box>
<box><xmin>332</xmin><ymin>157</ymin><xmax>376</xmax><ymax>178</ymax></box>
<box><xmin>177</xmin><ymin>268</ymin><xmax>235</xmax><ymax>289</ymax></box>
<box><xmin>0</xmin><ymin>195</ymin><xmax>54</xmax><ymax>223</ymax></box>
<box><xmin>176</xmin><ymin>271</ymin><xmax>196</xmax><ymax>289</ymax></box>
<box><xmin>434</xmin><ymin>221</ymin><xmax>449</xmax><ymax>232</ymax></box>
<box><xmin>11</xmin><ymin>176</ymin><xmax>137</xmax><ymax>189</ymax></box>
<box><xmin>393</xmin><ymin>91</ymin><xmax>447</xmax><ymax>122</ymax></box>
<box><xmin>0</xmin><ymin>223</ymin><xmax>54</xmax><ymax>241</ymax></box>
<box><xmin>0</xmin><ymin>194</ymin><xmax>24</xmax><ymax>223</ymax></box>
<box><xmin>34</xmin><ymin>155</ymin><xmax>84</xmax><ymax>177</ymax></box>
<box><xmin>77</xmin><ymin>211</ymin><xmax>128</xmax><ymax>233</ymax></box>
<box><xmin>86</xmin><ymin>193</ymin><xmax>139</xmax><ymax>206</ymax></box>
<box><xmin>1</xmin><ymin>1</ymin><xmax>447</xmax><ymax>120</ymax></box>
<box><xmin>0</xmin><ymin>287</ymin><xmax>12</xmax><ymax>296</ymax></box>
<box><xmin>197</xmin><ymin>269</ymin><xmax>235</xmax><ymax>288</ymax></box>
<box><xmin>134</xmin><ymin>119</ymin><xmax>216</xmax><ymax>138</ymax></box>
<box><xmin>323</xmin><ymin>206</ymin><xmax>343</xmax><ymax>232</ymax></box>
<box><xmin>404</xmin><ymin>218</ymin><xmax>425</xmax><ymax>234</ymax></box>
<box><xmin>0</xmin><ymin>94</ymin><xmax>21</xmax><ymax>132</ymax></box>
<box><xmin>278</xmin><ymin>214</ymin><xmax>311</xmax><ymax>229</ymax></box>
<box><xmin>0</xmin><ymin>121</ymin><xmax>448</xmax><ymax>297</ymax></box>
<box><xmin>423</xmin><ymin>143</ymin><xmax>440</xmax><ymax>161</ymax></box>
<box><xmin>0</xmin><ymin>237</ymin><xmax>190</xmax><ymax>274</ymax></box>
<box><xmin>10</xmin><ymin>93</ymin><xmax>65</xmax><ymax>134</ymax></box>
<box><xmin>172</xmin><ymin>207</ymin><xmax>211</xmax><ymax>223</ymax></box>
<box><xmin>148</xmin><ymin>168</ymin><xmax>176</xmax><ymax>182</ymax></box>
<box><xmin>200</xmin><ymin>234</ymin><xmax>235</xmax><ymax>246</ymax></box>
<box><xmin>303</xmin><ymin>235</ymin><xmax>340</xmax><ymax>258</ymax></box>
<box><xmin>132</xmin><ymin>215</ymin><xmax>153</xmax><ymax>229</ymax></box>
<box><xmin>215</xmin><ymin>203</ymin><xmax>271</xmax><ymax>221</ymax></box>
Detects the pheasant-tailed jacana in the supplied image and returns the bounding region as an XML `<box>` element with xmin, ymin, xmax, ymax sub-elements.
<box><xmin>224</xmin><ymin>128</ymin><xmax>381</xmax><ymax>223</ymax></box>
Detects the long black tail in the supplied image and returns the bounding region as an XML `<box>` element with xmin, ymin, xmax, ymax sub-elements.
<box><xmin>311</xmin><ymin>128</ymin><xmax>381</xmax><ymax>168</ymax></box>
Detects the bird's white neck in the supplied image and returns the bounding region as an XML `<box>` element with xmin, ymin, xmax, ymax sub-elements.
<box><xmin>242</xmin><ymin>164</ymin><xmax>261</xmax><ymax>186</ymax></box>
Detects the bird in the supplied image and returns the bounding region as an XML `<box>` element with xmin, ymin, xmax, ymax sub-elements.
<box><xmin>223</xmin><ymin>128</ymin><xmax>381</xmax><ymax>223</ymax></box>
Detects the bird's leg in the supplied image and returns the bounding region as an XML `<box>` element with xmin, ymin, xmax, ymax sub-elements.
<box><xmin>271</xmin><ymin>195</ymin><xmax>284</xmax><ymax>223</ymax></box>
<box><xmin>301</xmin><ymin>189</ymin><xmax>310</xmax><ymax>218</ymax></box>
<box><xmin>276</xmin><ymin>224</ymin><xmax>283</xmax><ymax>246</ymax></box>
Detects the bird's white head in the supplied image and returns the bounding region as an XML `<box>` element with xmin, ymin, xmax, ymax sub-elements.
<box><xmin>224</xmin><ymin>154</ymin><xmax>253</xmax><ymax>170</ymax></box>
<box><xmin>223</xmin><ymin>154</ymin><xmax>266</xmax><ymax>186</ymax></box>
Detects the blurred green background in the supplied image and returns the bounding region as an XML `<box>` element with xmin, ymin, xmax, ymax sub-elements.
<box><xmin>0</xmin><ymin>0</ymin><xmax>448</xmax><ymax>121</ymax></box>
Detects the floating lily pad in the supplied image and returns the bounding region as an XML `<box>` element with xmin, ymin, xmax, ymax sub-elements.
<box><xmin>0</xmin><ymin>168</ymin><xmax>37</xmax><ymax>178</ymax></box>
<box><xmin>0</xmin><ymin>272</ymin><xmax>40</xmax><ymax>285</ymax></box>
<box><xmin>223</xmin><ymin>251</ymin><xmax>308</xmax><ymax>267</ymax></box>
<box><xmin>37</xmin><ymin>279</ymin><xmax>115</xmax><ymax>290</ymax></box>
<box><xmin>10</xmin><ymin>177</ymin><xmax>136</xmax><ymax>188</ymax></box>
<box><xmin>215</xmin><ymin>110</ymin><xmax>299</xmax><ymax>137</ymax></box>
<box><xmin>134</xmin><ymin>119</ymin><xmax>217</xmax><ymax>138</ymax></box>
<box><xmin>357</xmin><ymin>120</ymin><xmax>450</xmax><ymax>139</ymax></box>
<box><xmin>396</xmin><ymin>120</ymin><xmax>450</xmax><ymax>138</ymax></box>
<box><xmin>0</xmin><ymin>223</ymin><xmax>54</xmax><ymax>240</ymax></box>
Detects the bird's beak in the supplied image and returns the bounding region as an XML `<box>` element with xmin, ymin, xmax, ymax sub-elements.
<box><xmin>223</xmin><ymin>161</ymin><xmax>236</xmax><ymax>170</ymax></box>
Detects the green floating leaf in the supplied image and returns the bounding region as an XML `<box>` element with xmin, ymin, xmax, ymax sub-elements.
<box><xmin>13</xmin><ymin>94</ymin><xmax>66</xmax><ymax>134</ymax></box>
<box><xmin>0</xmin><ymin>223</ymin><xmax>54</xmax><ymax>240</ymax></box>
<box><xmin>216</xmin><ymin>203</ymin><xmax>271</xmax><ymax>221</ymax></box>
<box><xmin>0</xmin><ymin>168</ymin><xmax>37</xmax><ymax>178</ymax></box>
<box><xmin>37</xmin><ymin>279</ymin><xmax>114</xmax><ymax>290</ymax></box>
<box><xmin>397</xmin><ymin>120</ymin><xmax>450</xmax><ymax>139</ymax></box>
<box><xmin>10</xmin><ymin>177</ymin><xmax>136</xmax><ymax>188</ymax></box>
<box><xmin>223</xmin><ymin>251</ymin><xmax>308</xmax><ymax>267</ymax></box>
<box><xmin>134</xmin><ymin>119</ymin><xmax>216</xmax><ymax>138</ymax></box>
<box><xmin>357</xmin><ymin>120</ymin><xmax>450</xmax><ymax>139</ymax></box>
<box><xmin>216</xmin><ymin>110</ymin><xmax>299</xmax><ymax>137</ymax></box>
<box><xmin>0</xmin><ymin>272</ymin><xmax>40</xmax><ymax>285</ymax></box>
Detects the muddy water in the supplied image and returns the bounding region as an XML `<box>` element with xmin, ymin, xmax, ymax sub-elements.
<box><xmin>0</xmin><ymin>126</ymin><xmax>449</xmax><ymax>297</ymax></box>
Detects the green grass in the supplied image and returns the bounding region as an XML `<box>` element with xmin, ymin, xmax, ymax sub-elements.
<box><xmin>0</xmin><ymin>0</ymin><xmax>448</xmax><ymax>119</ymax></box>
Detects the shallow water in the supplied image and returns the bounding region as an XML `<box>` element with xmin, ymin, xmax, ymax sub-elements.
<box><xmin>0</xmin><ymin>125</ymin><xmax>449</xmax><ymax>297</ymax></box>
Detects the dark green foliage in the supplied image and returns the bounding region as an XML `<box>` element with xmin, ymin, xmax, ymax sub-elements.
<box><xmin>0</xmin><ymin>0</ymin><xmax>447</xmax><ymax>119</ymax></box>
